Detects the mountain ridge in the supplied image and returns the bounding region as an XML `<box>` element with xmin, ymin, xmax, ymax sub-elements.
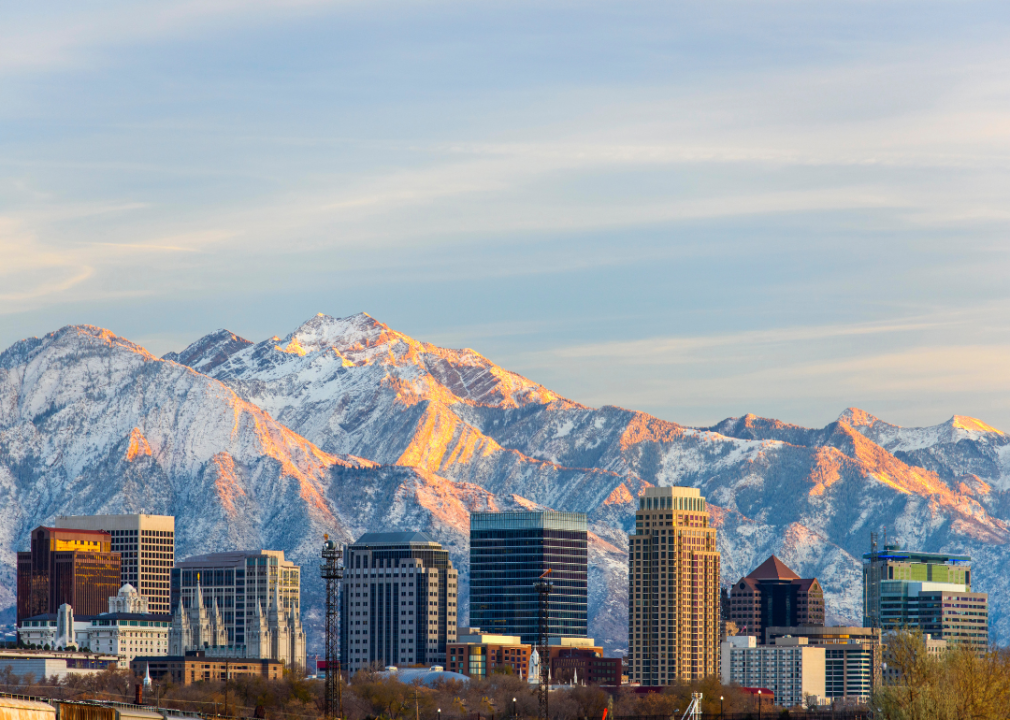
<box><xmin>3</xmin><ymin>314</ymin><xmax>1010</xmax><ymax>654</ymax></box>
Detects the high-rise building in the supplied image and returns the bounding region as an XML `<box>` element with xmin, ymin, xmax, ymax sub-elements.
<box><xmin>721</xmin><ymin>635</ymin><xmax>826</xmax><ymax>708</ymax></box>
<box><xmin>862</xmin><ymin>543</ymin><xmax>987</xmax><ymax>650</ymax></box>
<box><xmin>729</xmin><ymin>555</ymin><xmax>824</xmax><ymax>640</ymax></box>
<box><xmin>341</xmin><ymin>532</ymin><xmax>458</xmax><ymax>671</ymax></box>
<box><xmin>54</xmin><ymin>514</ymin><xmax>175</xmax><ymax>614</ymax></box>
<box><xmin>469</xmin><ymin>511</ymin><xmax>587</xmax><ymax>644</ymax></box>
<box><xmin>170</xmin><ymin>550</ymin><xmax>305</xmax><ymax>667</ymax></box>
<box><xmin>16</xmin><ymin>526</ymin><xmax>121</xmax><ymax>622</ymax></box>
<box><xmin>765</xmin><ymin>626</ymin><xmax>881</xmax><ymax>703</ymax></box>
<box><xmin>627</xmin><ymin>486</ymin><xmax>720</xmax><ymax>684</ymax></box>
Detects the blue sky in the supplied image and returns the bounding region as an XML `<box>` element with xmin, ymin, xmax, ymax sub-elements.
<box><xmin>3</xmin><ymin>1</ymin><xmax>1010</xmax><ymax>430</ymax></box>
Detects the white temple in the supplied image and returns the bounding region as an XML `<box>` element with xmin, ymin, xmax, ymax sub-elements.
<box><xmin>109</xmin><ymin>584</ymin><xmax>149</xmax><ymax>614</ymax></box>
<box><xmin>169</xmin><ymin>577</ymin><xmax>305</xmax><ymax>666</ymax></box>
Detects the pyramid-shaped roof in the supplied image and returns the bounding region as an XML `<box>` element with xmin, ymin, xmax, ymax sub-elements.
<box><xmin>746</xmin><ymin>555</ymin><xmax>800</xmax><ymax>580</ymax></box>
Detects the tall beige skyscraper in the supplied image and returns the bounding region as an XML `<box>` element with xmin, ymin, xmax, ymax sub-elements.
<box><xmin>54</xmin><ymin>514</ymin><xmax>175</xmax><ymax>614</ymax></box>
<box><xmin>627</xmin><ymin>486</ymin><xmax>720</xmax><ymax>684</ymax></box>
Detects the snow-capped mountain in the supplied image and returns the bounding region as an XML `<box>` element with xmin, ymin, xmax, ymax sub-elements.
<box><xmin>3</xmin><ymin>313</ymin><xmax>1009</xmax><ymax>654</ymax></box>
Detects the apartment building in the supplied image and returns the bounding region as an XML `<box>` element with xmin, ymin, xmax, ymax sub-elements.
<box><xmin>721</xmin><ymin>635</ymin><xmax>825</xmax><ymax>708</ymax></box>
<box><xmin>627</xmin><ymin>486</ymin><xmax>721</xmax><ymax>684</ymax></box>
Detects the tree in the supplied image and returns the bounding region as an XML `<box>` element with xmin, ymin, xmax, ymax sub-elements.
<box><xmin>874</xmin><ymin>630</ymin><xmax>1010</xmax><ymax>720</ymax></box>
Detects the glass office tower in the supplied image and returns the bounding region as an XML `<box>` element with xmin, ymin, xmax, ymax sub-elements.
<box><xmin>470</xmin><ymin>511</ymin><xmax>587</xmax><ymax>644</ymax></box>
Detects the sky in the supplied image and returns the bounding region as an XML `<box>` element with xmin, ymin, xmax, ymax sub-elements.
<box><xmin>3</xmin><ymin>1</ymin><xmax>1010</xmax><ymax>431</ymax></box>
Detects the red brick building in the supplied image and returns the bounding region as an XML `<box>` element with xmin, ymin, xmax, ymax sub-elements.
<box><xmin>729</xmin><ymin>556</ymin><xmax>824</xmax><ymax>641</ymax></box>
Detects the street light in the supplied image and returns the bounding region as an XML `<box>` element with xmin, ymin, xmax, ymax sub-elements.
<box><xmin>757</xmin><ymin>691</ymin><xmax>762</xmax><ymax>720</ymax></box>
<box><xmin>513</xmin><ymin>698</ymin><xmax>517</xmax><ymax>719</ymax></box>
<box><xmin>720</xmin><ymin>696</ymin><xmax>724</xmax><ymax>720</ymax></box>
<box><xmin>438</xmin><ymin>709</ymin><xmax>441</xmax><ymax>720</ymax></box>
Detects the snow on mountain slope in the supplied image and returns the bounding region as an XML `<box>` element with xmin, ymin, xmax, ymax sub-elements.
<box><xmin>0</xmin><ymin>324</ymin><xmax>630</xmax><ymax>652</ymax></box>
<box><xmin>162</xmin><ymin>329</ymin><xmax>252</xmax><ymax>374</ymax></box>
<box><xmin>0</xmin><ymin>325</ymin><xmax>371</xmax><ymax>623</ymax></box>
<box><xmin>170</xmin><ymin>313</ymin><xmax>1010</xmax><ymax>645</ymax></box>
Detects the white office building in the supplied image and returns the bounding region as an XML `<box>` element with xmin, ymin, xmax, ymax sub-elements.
<box><xmin>17</xmin><ymin>587</ymin><xmax>172</xmax><ymax>668</ymax></box>
<box><xmin>341</xmin><ymin>532</ymin><xmax>458</xmax><ymax>671</ymax></box>
<box><xmin>721</xmin><ymin>636</ymin><xmax>826</xmax><ymax>708</ymax></box>
<box><xmin>55</xmin><ymin>514</ymin><xmax>175</xmax><ymax>614</ymax></box>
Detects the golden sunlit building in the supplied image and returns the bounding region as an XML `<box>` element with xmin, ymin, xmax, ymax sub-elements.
<box><xmin>16</xmin><ymin>526</ymin><xmax>121</xmax><ymax>622</ymax></box>
<box><xmin>627</xmin><ymin>486</ymin><xmax>720</xmax><ymax>684</ymax></box>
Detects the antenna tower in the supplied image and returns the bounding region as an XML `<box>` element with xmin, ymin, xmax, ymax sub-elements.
<box><xmin>534</xmin><ymin>569</ymin><xmax>553</xmax><ymax>720</ymax></box>
<box><xmin>320</xmin><ymin>534</ymin><xmax>345</xmax><ymax>720</ymax></box>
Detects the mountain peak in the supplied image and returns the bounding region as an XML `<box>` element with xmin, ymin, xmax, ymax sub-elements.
<box><xmin>163</xmin><ymin>329</ymin><xmax>252</xmax><ymax>374</ymax></box>
<box><xmin>276</xmin><ymin>312</ymin><xmax>394</xmax><ymax>355</ymax></box>
<box><xmin>837</xmin><ymin>407</ymin><xmax>884</xmax><ymax>428</ymax></box>
<box><xmin>949</xmin><ymin>415</ymin><xmax>1004</xmax><ymax>435</ymax></box>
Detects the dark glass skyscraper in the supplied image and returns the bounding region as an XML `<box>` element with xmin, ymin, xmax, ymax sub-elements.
<box><xmin>470</xmin><ymin>511</ymin><xmax>587</xmax><ymax>644</ymax></box>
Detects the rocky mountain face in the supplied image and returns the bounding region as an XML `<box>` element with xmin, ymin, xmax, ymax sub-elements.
<box><xmin>2</xmin><ymin>313</ymin><xmax>1009</xmax><ymax>655</ymax></box>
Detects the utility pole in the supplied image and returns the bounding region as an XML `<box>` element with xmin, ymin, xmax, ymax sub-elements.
<box><xmin>534</xmin><ymin>569</ymin><xmax>553</xmax><ymax>720</ymax></box>
<box><xmin>321</xmin><ymin>534</ymin><xmax>345</xmax><ymax>720</ymax></box>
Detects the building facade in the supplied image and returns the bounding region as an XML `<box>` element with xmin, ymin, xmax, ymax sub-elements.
<box><xmin>470</xmin><ymin>512</ymin><xmax>587</xmax><ymax>644</ymax></box>
<box><xmin>16</xmin><ymin>527</ymin><xmax>121</xmax><ymax>622</ymax></box>
<box><xmin>18</xmin><ymin>590</ymin><xmax>172</xmax><ymax>668</ymax></box>
<box><xmin>0</xmin><ymin>650</ymin><xmax>118</xmax><ymax>680</ymax></box>
<box><xmin>54</xmin><ymin>514</ymin><xmax>175</xmax><ymax>614</ymax></box>
<box><xmin>765</xmin><ymin>626</ymin><xmax>881</xmax><ymax>703</ymax></box>
<box><xmin>133</xmin><ymin>652</ymin><xmax>283</xmax><ymax>685</ymax></box>
<box><xmin>908</xmin><ymin>588</ymin><xmax>988</xmax><ymax>650</ymax></box>
<box><xmin>547</xmin><ymin>638</ymin><xmax>622</xmax><ymax>686</ymax></box>
<box><xmin>729</xmin><ymin>556</ymin><xmax>824</xmax><ymax>640</ymax></box>
<box><xmin>627</xmin><ymin>487</ymin><xmax>721</xmax><ymax>684</ymax></box>
<box><xmin>341</xmin><ymin>532</ymin><xmax>458</xmax><ymax>671</ymax></box>
<box><xmin>721</xmin><ymin>636</ymin><xmax>826</xmax><ymax>708</ymax></box>
<box><xmin>862</xmin><ymin>544</ymin><xmax>986</xmax><ymax>650</ymax></box>
<box><xmin>170</xmin><ymin>550</ymin><xmax>304</xmax><ymax>667</ymax></box>
<box><xmin>446</xmin><ymin>631</ymin><xmax>531</xmax><ymax>679</ymax></box>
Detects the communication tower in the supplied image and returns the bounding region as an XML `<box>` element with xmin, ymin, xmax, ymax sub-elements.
<box><xmin>534</xmin><ymin>569</ymin><xmax>553</xmax><ymax>720</ymax></box>
<box><xmin>320</xmin><ymin>534</ymin><xmax>344</xmax><ymax>720</ymax></box>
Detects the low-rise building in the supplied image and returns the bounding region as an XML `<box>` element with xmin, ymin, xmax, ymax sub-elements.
<box><xmin>721</xmin><ymin>636</ymin><xmax>825</xmax><ymax>708</ymax></box>
<box><xmin>447</xmin><ymin>631</ymin><xmax>530</xmax><ymax>679</ymax></box>
<box><xmin>765</xmin><ymin>626</ymin><xmax>880</xmax><ymax>704</ymax></box>
<box><xmin>132</xmin><ymin>652</ymin><xmax>283</xmax><ymax>685</ymax></box>
<box><xmin>18</xmin><ymin>591</ymin><xmax>172</xmax><ymax>668</ymax></box>
<box><xmin>0</xmin><ymin>649</ymin><xmax>118</xmax><ymax>680</ymax></box>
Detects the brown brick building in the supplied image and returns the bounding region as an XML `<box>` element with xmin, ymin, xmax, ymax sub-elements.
<box><xmin>729</xmin><ymin>556</ymin><xmax>824</xmax><ymax>641</ymax></box>
<box><xmin>17</xmin><ymin>527</ymin><xmax>121</xmax><ymax>622</ymax></box>
<box><xmin>132</xmin><ymin>652</ymin><xmax>283</xmax><ymax>684</ymax></box>
<box><xmin>548</xmin><ymin>644</ymin><xmax>622</xmax><ymax>686</ymax></box>
<box><xmin>447</xmin><ymin>631</ymin><xmax>530</xmax><ymax>679</ymax></box>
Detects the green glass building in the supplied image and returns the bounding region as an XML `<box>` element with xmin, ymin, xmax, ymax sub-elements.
<box><xmin>863</xmin><ymin>543</ymin><xmax>988</xmax><ymax>651</ymax></box>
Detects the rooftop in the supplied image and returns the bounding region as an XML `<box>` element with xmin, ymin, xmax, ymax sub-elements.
<box><xmin>747</xmin><ymin>555</ymin><xmax>801</xmax><ymax>581</ymax></box>
<box><xmin>863</xmin><ymin>550</ymin><xmax>972</xmax><ymax>564</ymax></box>
<box><xmin>176</xmin><ymin>549</ymin><xmax>291</xmax><ymax>566</ymax></box>
<box><xmin>352</xmin><ymin>531</ymin><xmax>441</xmax><ymax>546</ymax></box>
<box><xmin>470</xmin><ymin>512</ymin><xmax>587</xmax><ymax>532</ymax></box>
